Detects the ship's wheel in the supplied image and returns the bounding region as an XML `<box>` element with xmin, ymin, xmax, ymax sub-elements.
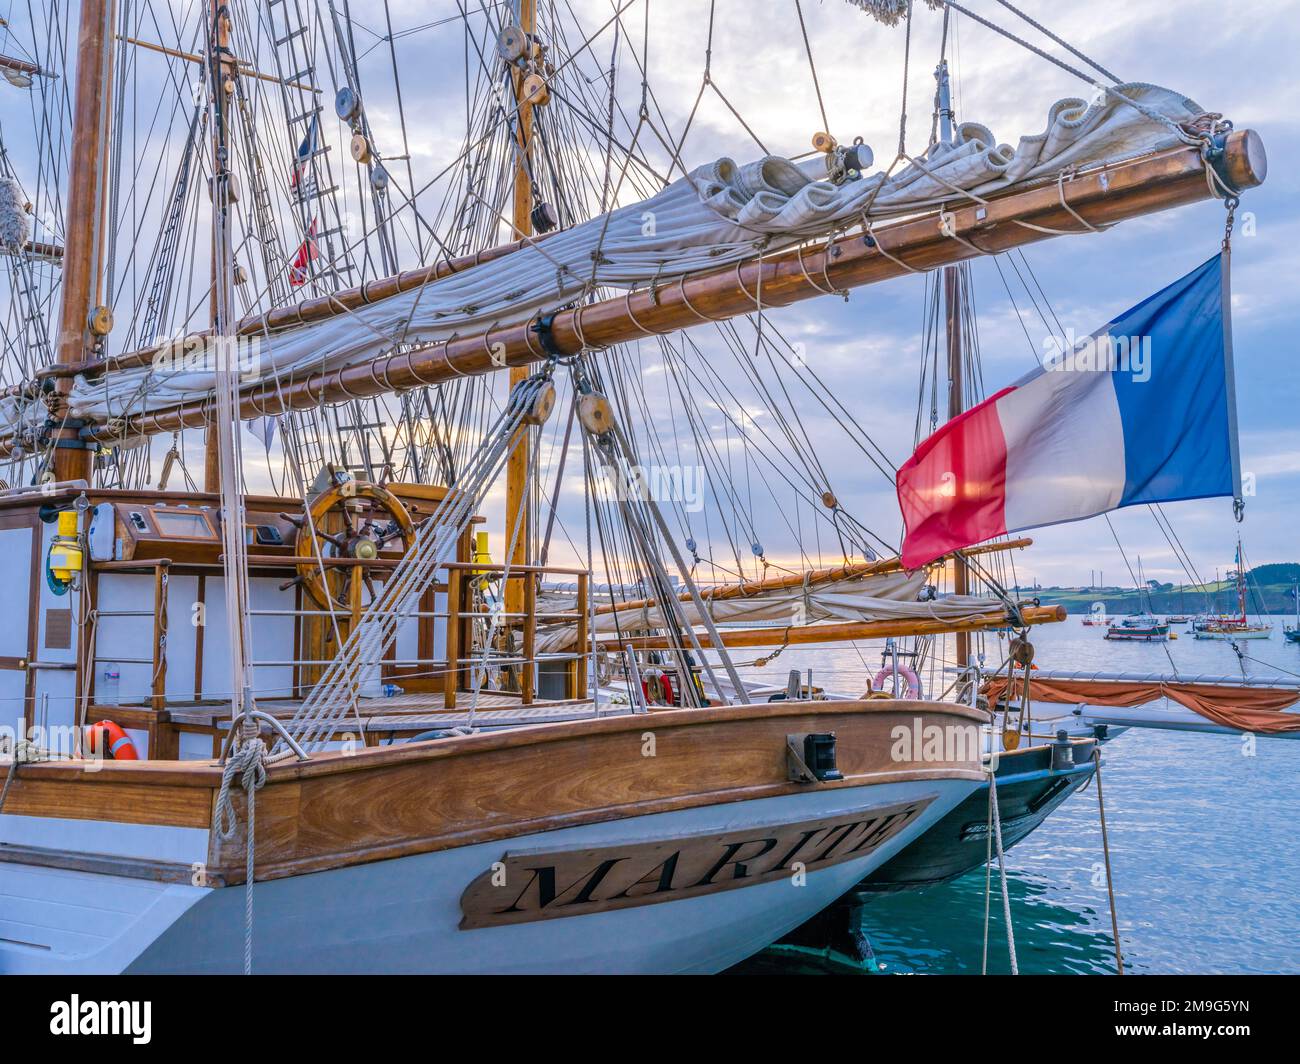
<box><xmin>283</xmin><ymin>481</ymin><xmax>415</xmax><ymax>611</ymax></box>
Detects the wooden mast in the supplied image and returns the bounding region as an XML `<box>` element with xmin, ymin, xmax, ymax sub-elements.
<box><xmin>50</xmin><ymin>0</ymin><xmax>117</xmax><ymax>483</ymax></box>
<box><xmin>937</xmin><ymin>59</ymin><xmax>972</xmax><ymax>671</ymax></box>
<box><xmin>202</xmin><ymin>0</ymin><xmax>234</xmax><ymax>491</ymax></box>
<box><xmin>943</xmin><ymin>267</ymin><xmax>971</xmax><ymax>667</ymax></box>
<box><xmin>504</xmin><ymin>0</ymin><xmax>537</xmax><ymax>627</ymax></box>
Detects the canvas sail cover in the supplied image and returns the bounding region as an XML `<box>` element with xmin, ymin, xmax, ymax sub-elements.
<box><xmin>983</xmin><ymin>676</ymin><xmax>1300</xmax><ymax>734</ymax></box>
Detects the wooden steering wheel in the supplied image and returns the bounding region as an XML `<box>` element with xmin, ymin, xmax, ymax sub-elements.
<box><xmin>283</xmin><ymin>481</ymin><xmax>415</xmax><ymax>611</ymax></box>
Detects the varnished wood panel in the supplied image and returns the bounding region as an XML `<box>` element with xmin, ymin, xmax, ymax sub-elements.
<box><xmin>207</xmin><ymin>699</ymin><xmax>988</xmax><ymax>883</ymax></box>
<box><xmin>3</xmin><ymin>700</ymin><xmax>987</xmax><ymax>889</ymax></box>
<box><xmin>0</xmin><ymin>773</ymin><xmax>213</xmax><ymax>828</ymax></box>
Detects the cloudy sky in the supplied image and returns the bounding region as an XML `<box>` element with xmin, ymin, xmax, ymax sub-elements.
<box><xmin>505</xmin><ymin>0</ymin><xmax>1299</xmax><ymax>587</ymax></box>
<box><xmin>4</xmin><ymin>0</ymin><xmax>1296</xmax><ymax>589</ymax></box>
<box><xmin>576</xmin><ymin>0</ymin><xmax>1298</xmax><ymax>588</ymax></box>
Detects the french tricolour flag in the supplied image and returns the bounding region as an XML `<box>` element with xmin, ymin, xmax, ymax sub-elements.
<box><xmin>897</xmin><ymin>254</ymin><xmax>1240</xmax><ymax>569</ymax></box>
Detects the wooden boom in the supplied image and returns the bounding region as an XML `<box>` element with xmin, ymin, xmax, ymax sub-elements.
<box><xmin>3</xmin><ymin>130</ymin><xmax>1265</xmax><ymax>452</ymax></box>
<box><xmin>597</xmin><ymin>603</ymin><xmax>1067</xmax><ymax>652</ymax></box>
<box><xmin>595</xmin><ymin>537</ymin><xmax>1034</xmax><ymax>618</ymax></box>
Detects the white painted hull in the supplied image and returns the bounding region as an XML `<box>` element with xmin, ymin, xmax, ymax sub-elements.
<box><xmin>1</xmin><ymin>778</ymin><xmax>974</xmax><ymax>974</ymax></box>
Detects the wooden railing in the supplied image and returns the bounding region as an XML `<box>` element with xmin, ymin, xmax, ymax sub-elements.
<box><xmin>443</xmin><ymin>562</ymin><xmax>589</xmax><ymax>708</ymax></box>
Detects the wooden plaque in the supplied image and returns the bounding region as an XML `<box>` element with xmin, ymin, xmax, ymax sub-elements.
<box><xmin>44</xmin><ymin>608</ymin><xmax>73</xmax><ymax>650</ymax></box>
<box><xmin>459</xmin><ymin>795</ymin><xmax>934</xmax><ymax>929</ymax></box>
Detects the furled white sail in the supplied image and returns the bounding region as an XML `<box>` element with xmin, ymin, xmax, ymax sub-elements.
<box><xmin>536</xmin><ymin>569</ymin><xmax>1008</xmax><ymax>652</ymax></box>
<box><xmin>5</xmin><ymin>83</ymin><xmax>1203</xmax><ymax>435</ymax></box>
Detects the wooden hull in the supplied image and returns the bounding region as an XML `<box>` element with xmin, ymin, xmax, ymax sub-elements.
<box><xmin>0</xmin><ymin>698</ymin><xmax>987</xmax><ymax>973</ymax></box>
<box><xmin>1192</xmin><ymin>627</ymin><xmax>1272</xmax><ymax>640</ymax></box>
<box><xmin>1105</xmin><ymin>626</ymin><xmax>1169</xmax><ymax>641</ymax></box>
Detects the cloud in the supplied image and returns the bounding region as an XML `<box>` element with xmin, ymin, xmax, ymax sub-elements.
<box><xmin>5</xmin><ymin>0</ymin><xmax>1295</xmax><ymax>585</ymax></box>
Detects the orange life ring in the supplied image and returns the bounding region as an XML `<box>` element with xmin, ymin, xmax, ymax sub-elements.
<box><xmin>86</xmin><ymin>719</ymin><xmax>139</xmax><ymax>761</ymax></box>
<box><xmin>641</xmin><ymin>669</ymin><xmax>674</xmax><ymax>706</ymax></box>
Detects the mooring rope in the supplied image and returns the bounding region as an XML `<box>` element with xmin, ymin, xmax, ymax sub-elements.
<box><xmin>0</xmin><ymin>738</ymin><xmax>40</xmax><ymax>816</ymax></box>
<box><xmin>1093</xmin><ymin>749</ymin><xmax>1125</xmax><ymax>975</ymax></box>
<box><xmin>988</xmin><ymin>771</ymin><xmax>1019</xmax><ymax>974</ymax></box>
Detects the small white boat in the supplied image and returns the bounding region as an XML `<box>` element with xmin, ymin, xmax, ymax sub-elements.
<box><xmin>1081</xmin><ymin>601</ymin><xmax>1112</xmax><ymax>626</ymax></box>
<box><xmin>1105</xmin><ymin>615</ymin><xmax>1169</xmax><ymax>642</ymax></box>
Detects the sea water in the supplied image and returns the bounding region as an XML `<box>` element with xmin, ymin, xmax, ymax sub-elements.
<box><xmin>727</xmin><ymin>615</ymin><xmax>1300</xmax><ymax>974</ymax></box>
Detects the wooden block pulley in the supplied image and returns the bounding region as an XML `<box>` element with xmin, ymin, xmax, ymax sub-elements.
<box><xmin>577</xmin><ymin>392</ymin><xmax>615</xmax><ymax>436</ymax></box>
<box><xmin>335</xmin><ymin>86</ymin><xmax>361</xmax><ymax>123</ymax></box>
<box><xmin>350</xmin><ymin>133</ymin><xmax>372</xmax><ymax>164</ymax></box>
<box><xmin>522</xmin><ymin>381</ymin><xmax>557</xmax><ymax>426</ymax></box>
<box><xmin>87</xmin><ymin>304</ymin><xmax>113</xmax><ymax>337</ymax></box>
<box><xmin>811</xmin><ymin>131</ymin><xmax>837</xmax><ymax>154</ymax></box>
<box><xmin>521</xmin><ymin>73</ymin><xmax>550</xmax><ymax>107</ymax></box>
<box><xmin>497</xmin><ymin>25</ymin><xmax>528</xmax><ymax>62</ymax></box>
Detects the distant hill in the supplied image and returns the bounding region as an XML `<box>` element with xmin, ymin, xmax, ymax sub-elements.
<box><xmin>1247</xmin><ymin>562</ymin><xmax>1300</xmax><ymax>586</ymax></box>
<box><xmin>1018</xmin><ymin>563</ymin><xmax>1300</xmax><ymax>616</ymax></box>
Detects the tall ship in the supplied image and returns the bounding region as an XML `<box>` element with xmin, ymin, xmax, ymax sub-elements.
<box><xmin>0</xmin><ymin>0</ymin><xmax>1294</xmax><ymax>976</ymax></box>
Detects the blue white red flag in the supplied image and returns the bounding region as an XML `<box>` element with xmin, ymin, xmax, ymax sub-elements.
<box><xmin>897</xmin><ymin>254</ymin><xmax>1240</xmax><ymax>568</ymax></box>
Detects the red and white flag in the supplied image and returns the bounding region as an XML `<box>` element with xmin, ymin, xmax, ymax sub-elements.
<box><xmin>288</xmin><ymin>218</ymin><xmax>318</xmax><ymax>287</ymax></box>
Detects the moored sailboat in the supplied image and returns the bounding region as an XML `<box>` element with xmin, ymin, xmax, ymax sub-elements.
<box><xmin>1192</xmin><ymin>538</ymin><xmax>1272</xmax><ymax>639</ymax></box>
<box><xmin>1105</xmin><ymin>615</ymin><xmax>1171</xmax><ymax>642</ymax></box>
<box><xmin>0</xmin><ymin>0</ymin><xmax>1277</xmax><ymax>976</ymax></box>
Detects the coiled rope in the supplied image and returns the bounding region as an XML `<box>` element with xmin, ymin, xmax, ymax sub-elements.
<box><xmin>216</xmin><ymin>730</ymin><xmax>268</xmax><ymax>975</ymax></box>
